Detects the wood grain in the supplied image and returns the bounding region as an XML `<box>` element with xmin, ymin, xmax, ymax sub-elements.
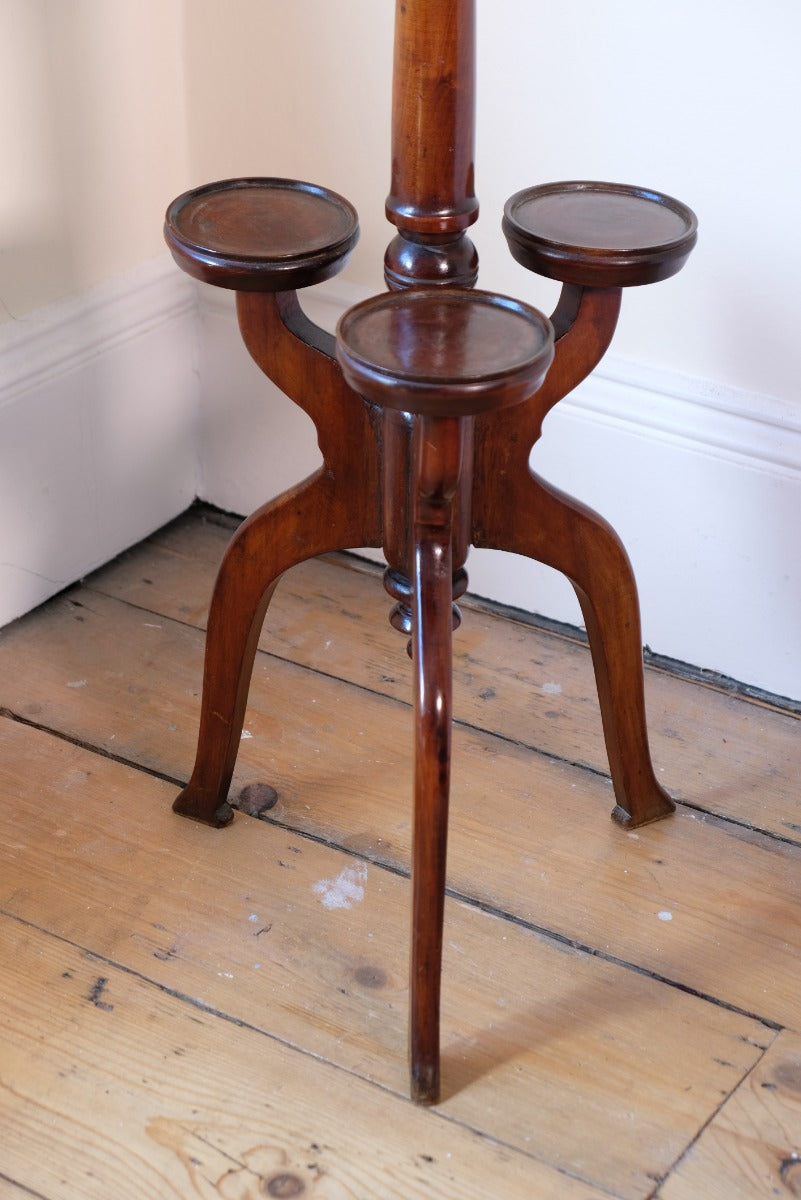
<box><xmin>0</xmin><ymin>716</ymin><xmax>772</xmax><ymax>1199</ymax></box>
<box><xmin>0</xmin><ymin>919</ymin><xmax>611</xmax><ymax>1200</ymax></box>
<box><xmin>0</xmin><ymin>561</ymin><xmax>799</xmax><ymax>1035</ymax></box>
<box><xmin>659</xmin><ymin>1031</ymin><xmax>801</xmax><ymax>1199</ymax></box>
<box><xmin>1</xmin><ymin>512</ymin><xmax>799</xmax><ymax>1197</ymax></box>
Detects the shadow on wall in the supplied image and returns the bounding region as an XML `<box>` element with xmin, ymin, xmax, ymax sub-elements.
<box><xmin>0</xmin><ymin>1</ymin><xmax>196</xmax><ymax>627</ymax></box>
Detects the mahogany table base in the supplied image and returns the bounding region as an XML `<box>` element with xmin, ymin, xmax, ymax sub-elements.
<box><xmin>164</xmin><ymin>2</ymin><xmax>697</xmax><ymax>1106</ymax></box>
<box><xmin>171</xmin><ymin>282</ymin><xmax>677</xmax><ymax>835</ymax></box>
<box><xmin>167</xmin><ymin>274</ymin><xmax>681</xmax><ymax>1105</ymax></box>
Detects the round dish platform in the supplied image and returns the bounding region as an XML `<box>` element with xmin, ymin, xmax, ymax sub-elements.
<box><xmin>164</xmin><ymin>177</ymin><xmax>359</xmax><ymax>291</ymax></box>
<box><xmin>503</xmin><ymin>181</ymin><xmax>698</xmax><ymax>287</ymax></box>
<box><xmin>336</xmin><ymin>288</ymin><xmax>554</xmax><ymax>417</ymax></box>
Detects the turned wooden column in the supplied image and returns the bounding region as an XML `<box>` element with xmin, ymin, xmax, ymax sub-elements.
<box><xmin>382</xmin><ymin>0</ymin><xmax>479</xmax><ymax>637</ymax></box>
<box><xmin>384</xmin><ymin>0</ymin><xmax>478</xmax><ymax>290</ymax></box>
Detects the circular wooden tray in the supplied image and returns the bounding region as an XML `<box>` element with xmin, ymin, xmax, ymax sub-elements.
<box><xmin>336</xmin><ymin>288</ymin><xmax>554</xmax><ymax>416</ymax></box>
<box><xmin>503</xmin><ymin>181</ymin><xmax>697</xmax><ymax>287</ymax></box>
<box><xmin>164</xmin><ymin>177</ymin><xmax>359</xmax><ymax>291</ymax></box>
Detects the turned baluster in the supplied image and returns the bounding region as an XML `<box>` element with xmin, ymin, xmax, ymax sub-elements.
<box><xmin>381</xmin><ymin>0</ymin><xmax>479</xmax><ymax>638</ymax></box>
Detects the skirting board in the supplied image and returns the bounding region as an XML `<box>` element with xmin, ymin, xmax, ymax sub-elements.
<box><xmin>197</xmin><ymin>282</ymin><xmax>801</xmax><ymax>703</ymax></box>
<box><xmin>0</xmin><ymin>258</ymin><xmax>198</xmax><ymax>628</ymax></box>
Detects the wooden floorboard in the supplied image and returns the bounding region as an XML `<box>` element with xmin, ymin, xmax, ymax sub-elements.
<box><xmin>2</xmin><ymin>915</ymin><xmax>611</xmax><ymax>1200</ymax></box>
<box><xmin>659</xmin><ymin>1030</ymin><xmax>801</xmax><ymax>1199</ymax></box>
<box><xmin>0</xmin><ymin>506</ymin><xmax>799</xmax><ymax>1198</ymax></box>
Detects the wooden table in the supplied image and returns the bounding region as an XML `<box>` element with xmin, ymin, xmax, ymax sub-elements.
<box><xmin>164</xmin><ymin>0</ymin><xmax>697</xmax><ymax>1104</ymax></box>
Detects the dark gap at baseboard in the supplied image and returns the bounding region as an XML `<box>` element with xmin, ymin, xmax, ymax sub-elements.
<box><xmin>338</xmin><ymin>550</ymin><xmax>801</xmax><ymax>717</ymax></box>
<box><xmin>140</xmin><ymin>500</ymin><xmax>801</xmax><ymax>718</ymax></box>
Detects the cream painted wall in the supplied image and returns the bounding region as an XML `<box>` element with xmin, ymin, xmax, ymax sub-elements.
<box><xmin>1</xmin><ymin>0</ymin><xmax>198</xmax><ymax>629</ymax></box>
<box><xmin>183</xmin><ymin>0</ymin><xmax>801</xmax><ymax>404</ymax></box>
<box><xmin>3</xmin><ymin>0</ymin><xmax>797</xmax><ymax>399</ymax></box>
<box><xmin>4</xmin><ymin>0</ymin><xmax>796</xmax><ymax>408</ymax></box>
<box><xmin>475</xmin><ymin>0</ymin><xmax>801</xmax><ymax>404</ymax></box>
<box><xmin>4</xmin><ymin>0</ymin><xmax>796</xmax><ymax>419</ymax></box>
<box><xmin>0</xmin><ymin>0</ymin><xmax>190</xmax><ymax>319</ymax></box>
<box><xmin>182</xmin><ymin>0</ymin><xmax>394</xmax><ymax>295</ymax></box>
<box><xmin>181</xmin><ymin>1</ymin><xmax>801</xmax><ymax>700</ymax></box>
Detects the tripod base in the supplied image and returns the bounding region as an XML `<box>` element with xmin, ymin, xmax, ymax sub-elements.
<box><xmin>164</xmin><ymin>174</ymin><xmax>695</xmax><ymax>1102</ymax></box>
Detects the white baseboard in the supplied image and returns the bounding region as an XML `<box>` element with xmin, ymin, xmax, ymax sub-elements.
<box><xmin>523</xmin><ymin>356</ymin><xmax>801</xmax><ymax>702</ymax></box>
<box><xmin>197</xmin><ymin>281</ymin><xmax>801</xmax><ymax>702</ymax></box>
<box><xmin>0</xmin><ymin>258</ymin><xmax>198</xmax><ymax>627</ymax></box>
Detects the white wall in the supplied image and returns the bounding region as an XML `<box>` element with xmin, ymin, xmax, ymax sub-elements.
<box><xmin>1</xmin><ymin>0</ymin><xmax>192</xmax><ymax>317</ymax></box>
<box><xmin>183</xmin><ymin>0</ymin><xmax>801</xmax><ymax>701</ymax></box>
<box><xmin>0</xmin><ymin>0</ymin><xmax>199</xmax><ymax>622</ymax></box>
<box><xmin>477</xmin><ymin>0</ymin><xmax>801</xmax><ymax>399</ymax></box>
<box><xmin>182</xmin><ymin>0</ymin><xmax>801</xmax><ymax>394</ymax></box>
<box><xmin>1</xmin><ymin>1</ymin><xmax>799</xmax><ymax>702</ymax></box>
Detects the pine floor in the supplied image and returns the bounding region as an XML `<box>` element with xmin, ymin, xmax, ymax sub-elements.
<box><xmin>1</xmin><ymin>505</ymin><xmax>800</xmax><ymax>1199</ymax></box>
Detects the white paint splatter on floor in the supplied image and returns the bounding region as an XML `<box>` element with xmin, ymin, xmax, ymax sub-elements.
<box><xmin>312</xmin><ymin>863</ymin><xmax>368</xmax><ymax>910</ymax></box>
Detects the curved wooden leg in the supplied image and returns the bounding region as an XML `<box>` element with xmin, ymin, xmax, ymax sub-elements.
<box><xmin>408</xmin><ymin>416</ymin><xmax>465</xmax><ymax>1105</ymax></box>
<box><xmin>174</xmin><ymin>469</ymin><xmax>377</xmax><ymax>827</ymax></box>
<box><xmin>409</xmin><ymin>518</ymin><xmax>453</xmax><ymax>1103</ymax></box>
<box><xmin>476</xmin><ymin>469</ymin><xmax>674</xmax><ymax>828</ymax></box>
